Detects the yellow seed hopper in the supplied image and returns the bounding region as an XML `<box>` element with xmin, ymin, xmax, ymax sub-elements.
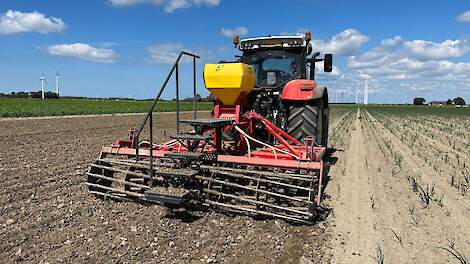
<box><xmin>203</xmin><ymin>63</ymin><xmax>256</xmax><ymax>105</ymax></box>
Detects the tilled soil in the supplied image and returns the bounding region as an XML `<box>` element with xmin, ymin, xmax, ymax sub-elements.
<box><xmin>6</xmin><ymin>107</ymin><xmax>464</xmax><ymax>264</ymax></box>
<box><xmin>0</xmin><ymin>112</ymin><xmax>330</xmax><ymax>264</ymax></box>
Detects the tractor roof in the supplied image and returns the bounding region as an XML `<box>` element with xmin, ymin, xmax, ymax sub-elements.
<box><xmin>239</xmin><ymin>35</ymin><xmax>308</xmax><ymax>51</ymax></box>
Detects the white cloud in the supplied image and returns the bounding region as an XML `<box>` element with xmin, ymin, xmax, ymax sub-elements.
<box><xmin>0</xmin><ymin>10</ymin><xmax>66</xmax><ymax>34</ymax></box>
<box><xmin>456</xmin><ymin>10</ymin><xmax>470</xmax><ymax>22</ymax></box>
<box><xmin>147</xmin><ymin>43</ymin><xmax>185</xmax><ymax>64</ymax></box>
<box><xmin>316</xmin><ymin>64</ymin><xmax>342</xmax><ymax>78</ymax></box>
<box><xmin>348</xmin><ymin>36</ymin><xmax>470</xmax><ymax>82</ymax></box>
<box><xmin>348</xmin><ymin>36</ymin><xmax>403</xmax><ymax>69</ymax></box>
<box><xmin>45</xmin><ymin>43</ymin><xmax>117</xmax><ymax>63</ymax></box>
<box><xmin>403</xmin><ymin>39</ymin><xmax>470</xmax><ymax>60</ymax></box>
<box><xmin>109</xmin><ymin>0</ymin><xmax>220</xmax><ymax>12</ymax></box>
<box><xmin>316</xmin><ymin>33</ymin><xmax>470</xmax><ymax>103</ymax></box>
<box><xmin>147</xmin><ymin>42</ymin><xmax>217</xmax><ymax>64</ymax></box>
<box><xmin>220</xmin><ymin>26</ymin><xmax>248</xmax><ymax>37</ymax></box>
<box><xmin>164</xmin><ymin>0</ymin><xmax>191</xmax><ymax>12</ymax></box>
<box><xmin>312</xmin><ymin>29</ymin><xmax>369</xmax><ymax>56</ymax></box>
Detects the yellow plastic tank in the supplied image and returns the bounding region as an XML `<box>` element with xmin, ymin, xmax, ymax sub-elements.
<box><xmin>204</xmin><ymin>63</ymin><xmax>256</xmax><ymax>105</ymax></box>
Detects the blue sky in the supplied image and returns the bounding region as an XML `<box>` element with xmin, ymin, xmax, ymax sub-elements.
<box><xmin>0</xmin><ymin>0</ymin><xmax>469</xmax><ymax>103</ymax></box>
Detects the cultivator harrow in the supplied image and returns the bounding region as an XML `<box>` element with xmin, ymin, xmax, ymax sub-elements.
<box><xmin>86</xmin><ymin>35</ymin><xmax>333</xmax><ymax>224</ymax></box>
<box><xmin>86</xmin><ymin>116</ymin><xmax>328</xmax><ymax>224</ymax></box>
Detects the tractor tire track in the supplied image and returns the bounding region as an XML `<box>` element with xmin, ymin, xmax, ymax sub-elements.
<box><xmin>327</xmin><ymin>109</ymin><xmax>377</xmax><ymax>263</ymax></box>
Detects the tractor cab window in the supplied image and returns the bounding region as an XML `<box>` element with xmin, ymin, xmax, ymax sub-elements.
<box><xmin>244</xmin><ymin>50</ymin><xmax>301</xmax><ymax>88</ymax></box>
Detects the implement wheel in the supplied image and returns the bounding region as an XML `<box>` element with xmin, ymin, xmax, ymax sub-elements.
<box><xmin>286</xmin><ymin>98</ymin><xmax>329</xmax><ymax>147</ymax></box>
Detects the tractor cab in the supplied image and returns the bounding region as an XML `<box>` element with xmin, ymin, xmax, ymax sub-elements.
<box><xmin>236</xmin><ymin>33</ymin><xmax>332</xmax><ymax>91</ymax></box>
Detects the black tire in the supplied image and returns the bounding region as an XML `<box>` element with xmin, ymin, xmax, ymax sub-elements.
<box><xmin>286</xmin><ymin>99</ymin><xmax>329</xmax><ymax>147</ymax></box>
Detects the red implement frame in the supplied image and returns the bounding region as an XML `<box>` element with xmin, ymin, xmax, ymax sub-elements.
<box><xmin>102</xmin><ymin>109</ymin><xmax>328</xmax><ymax>205</ymax></box>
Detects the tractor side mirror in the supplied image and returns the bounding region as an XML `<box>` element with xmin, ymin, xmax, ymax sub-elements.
<box><xmin>324</xmin><ymin>54</ymin><xmax>333</xmax><ymax>72</ymax></box>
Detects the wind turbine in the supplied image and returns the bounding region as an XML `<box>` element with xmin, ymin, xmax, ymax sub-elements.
<box><xmin>55</xmin><ymin>71</ymin><xmax>60</xmax><ymax>96</ymax></box>
<box><xmin>363</xmin><ymin>80</ymin><xmax>369</xmax><ymax>105</ymax></box>
<box><xmin>40</xmin><ymin>73</ymin><xmax>46</xmax><ymax>100</ymax></box>
<box><xmin>346</xmin><ymin>86</ymin><xmax>351</xmax><ymax>102</ymax></box>
<box><xmin>355</xmin><ymin>82</ymin><xmax>359</xmax><ymax>104</ymax></box>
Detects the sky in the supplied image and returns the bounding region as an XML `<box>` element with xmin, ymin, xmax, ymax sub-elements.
<box><xmin>0</xmin><ymin>0</ymin><xmax>469</xmax><ymax>103</ymax></box>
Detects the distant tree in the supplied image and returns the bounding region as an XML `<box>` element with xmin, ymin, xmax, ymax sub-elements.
<box><xmin>16</xmin><ymin>92</ymin><xmax>29</xmax><ymax>98</ymax></box>
<box><xmin>0</xmin><ymin>91</ymin><xmax>48</xmax><ymax>98</ymax></box>
<box><xmin>446</xmin><ymin>99</ymin><xmax>453</xmax><ymax>105</ymax></box>
<box><xmin>453</xmin><ymin>97</ymin><xmax>466</xmax><ymax>106</ymax></box>
<box><xmin>413</xmin><ymin>97</ymin><xmax>426</xmax><ymax>105</ymax></box>
<box><xmin>45</xmin><ymin>92</ymin><xmax>59</xmax><ymax>99</ymax></box>
<box><xmin>30</xmin><ymin>91</ymin><xmax>41</xmax><ymax>98</ymax></box>
<box><xmin>29</xmin><ymin>91</ymin><xmax>58</xmax><ymax>99</ymax></box>
<box><xmin>182</xmin><ymin>93</ymin><xmax>203</xmax><ymax>102</ymax></box>
<box><xmin>202</xmin><ymin>94</ymin><xmax>215</xmax><ymax>102</ymax></box>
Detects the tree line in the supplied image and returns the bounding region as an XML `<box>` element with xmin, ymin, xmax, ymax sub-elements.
<box><xmin>0</xmin><ymin>91</ymin><xmax>215</xmax><ymax>102</ymax></box>
<box><xmin>0</xmin><ymin>91</ymin><xmax>59</xmax><ymax>99</ymax></box>
<box><xmin>413</xmin><ymin>97</ymin><xmax>466</xmax><ymax>106</ymax></box>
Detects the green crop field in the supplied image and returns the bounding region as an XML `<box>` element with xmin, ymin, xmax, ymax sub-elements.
<box><xmin>362</xmin><ymin>104</ymin><xmax>470</xmax><ymax>118</ymax></box>
<box><xmin>0</xmin><ymin>98</ymin><xmax>213</xmax><ymax>118</ymax></box>
<box><xmin>1</xmin><ymin>99</ymin><xmax>467</xmax><ymax>119</ymax></box>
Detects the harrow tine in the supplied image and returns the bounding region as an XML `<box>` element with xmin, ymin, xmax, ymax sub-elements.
<box><xmin>196</xmin><ymin>175</ymin><xmax>313</xmax><ymax>205</ymax></box>
<box><xmin>85</xmin><ymin>182</ymin><xmax>144</xmax><ymax>198</ymax></box>
<box><xmin>99</xmin><ymin>158</ymin><xmax>174</xmax><ymax>168</ymax></box>
<box><xmin>88</xmin><ymin>191</ymin><xmax>134</xmax><ymax>202</ymax></box>
<box><xmin>98</xmin><ymin>158</ymin><xmax>151</xmax><ymax>169</ymax></box>
<box><xmin>90</xmin><ymin>163</ymin><xmax>159</xmax><ymax>181</ymax></box>
<box><xmin>86</xmin><ymin>172</ymin><xmax>150</xmax><ymax>190</ymax></box>
<box><xmin>203</xmin><ymin>167</ymin><xmax>314</xmax><ymax>192</ymax></box>
<box><xmin>205</xmin><ymin>200</ymin><xmax>312</xmax><ymax>224</ymax></box>
<box><xmin>201</xmin><ymin>165</ymin><xmax>314</xmax><ymax>181</ymax></box>
<box><xmin>204</xmin><ymin>188</ymin><xmax>312</xmax><ymax>217</ymax></box>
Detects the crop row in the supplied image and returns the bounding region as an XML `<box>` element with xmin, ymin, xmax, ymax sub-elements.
<box><xmin>366</xmin><ymin>108</ymin><xmax>470</xmax><ymax>196</ymax></box>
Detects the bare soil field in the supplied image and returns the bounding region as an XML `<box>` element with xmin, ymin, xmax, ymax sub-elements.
<box><xmin>1</xmin><ymin>106</ymin><xmax>468</xmax><ymax>263</ymax></box>
<box><xmin>0</xmin><ymin>112</ymin><xmax>334</xmax><ymax>264</ymax></box>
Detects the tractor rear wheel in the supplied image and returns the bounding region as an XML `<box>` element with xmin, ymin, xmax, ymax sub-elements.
<box><xmin>286</xmin><ymin>98</ymin><xmax>328</xmax><ymax>147</ymax></box>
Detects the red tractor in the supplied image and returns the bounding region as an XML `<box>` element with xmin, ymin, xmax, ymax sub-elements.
<box><xmin>231</xmin><ymin>33</ymin><xmax>331</xmax><ymax>146</ymax></box>
<box><xmin>86</xmin><ymin>32</ymin><xmax>333</xmax><ymax>224</ymax></box>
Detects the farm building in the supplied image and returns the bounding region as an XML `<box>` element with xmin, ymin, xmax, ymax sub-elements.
<box><xmin>428</xmin><ymin>101</ymin><xmax>447</xmax><ymax>106</ymax></box>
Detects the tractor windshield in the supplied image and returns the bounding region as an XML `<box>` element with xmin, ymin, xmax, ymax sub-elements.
<box><xmin>244</xmin><ymin>50</ymin><xmax>301</xmax><ymax>88</ymax></box>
